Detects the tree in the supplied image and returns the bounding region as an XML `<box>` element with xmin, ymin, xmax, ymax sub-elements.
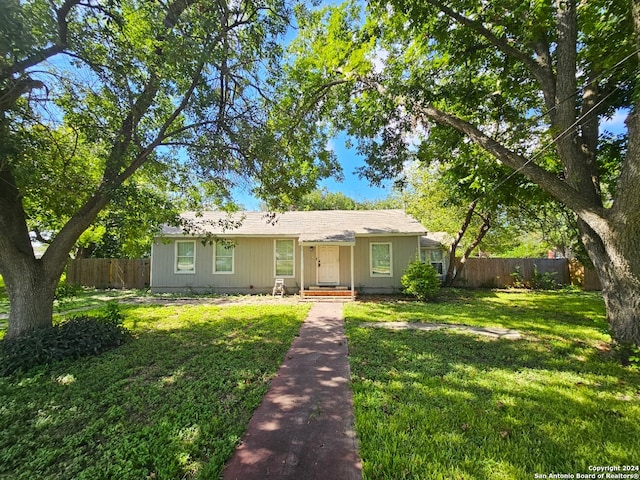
<box><xmin>285</xmin><ymin>0</ymin><xmax>640</xmax><ymax>347</ymax></box>
<box><xmin>296</xmin><ymin>187</ymin><xmax>358</xmax><ymax>210</ymax></box>
<box><xmin>12</xmin><ymin>126</ymin><xmax>183</xmax><ymax>258</ymax></box>
<box><xmin>0</xmin><ymin>0</ymin><xmax>337</xmax><ymax>340</ymax></box>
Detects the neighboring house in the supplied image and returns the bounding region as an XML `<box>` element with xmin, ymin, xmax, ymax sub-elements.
<box><xmin>419</xmin><ymin>232</ymin><xmax>452</xmax><ymax>281</ymax></box>
<box><xmin>150</xmin><ymin>209</ymin><xmax>428</xmax><ymax>298</ymax></box>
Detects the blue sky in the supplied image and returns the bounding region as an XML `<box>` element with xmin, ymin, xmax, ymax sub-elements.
<box><xmin>236</xmin><ymin>108</ymin><xmax>628</xmax><ymax>211</ymax></box>
<box><xmin>236</xmin><ymin>131</ymin><xmax>393</xmax><ymax>210</ymax></box>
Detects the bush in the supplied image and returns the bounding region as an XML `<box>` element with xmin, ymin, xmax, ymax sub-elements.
<box><xmin>0</xmin><ymin>302</ymin><xmax>130</xmax><ymax>376</ymax></box>
<box><xmin>531</xmin><ymin>266</ymin><xmax>560</xmax><ymax>290</ymax></box>
<box><xmin>401</xmin><ymin>260</ymin><xmax>440</xmax><ymax>301</ymax></box>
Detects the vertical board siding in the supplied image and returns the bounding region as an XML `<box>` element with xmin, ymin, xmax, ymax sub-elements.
<box><xmin>150</xmin><ymin>235</ymin><xmax>422</xmax><ymax>294</ymax></box>
<box><xmin>150</xmin><ymin>237</ymin><xmax>302</xmax><ymax>293</ymax></box>
<box><xmin>67</xmin><ymin>258</ymin><xmax>150</xmax><ymax>289</ymax></box>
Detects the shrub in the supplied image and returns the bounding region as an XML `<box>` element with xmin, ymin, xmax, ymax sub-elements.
<box><xmin>531</xmin><ymin>265</ymin><xmax>560</xmax><ymax>290</ymax></box>
<box><xmin>401</xmin><ymin>260</ymin><xmax>440</xmax><ymax>301</ymax></box>
<box><xmin>510</xmin><ymin>265</ymin><xmax>527</xmax><ymax>288</ymax></box>
<box><xmin>0</xmin><ymin>302</ymin><xmax>130</xmax><ymax>376</ymax></box>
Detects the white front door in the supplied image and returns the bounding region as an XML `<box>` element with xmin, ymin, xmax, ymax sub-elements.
<box><xmin>317</xmin><ymin>246</ymin><xmax>340</xmax><ymax>284</ymax></box>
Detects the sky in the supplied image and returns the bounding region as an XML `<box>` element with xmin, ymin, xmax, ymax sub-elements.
<box><xmin>236</xmin><ymin>109</ymin><xmax>629</xmax><ymax>211</ymax></box>
<box><xmin>236</xmin><ymin>131</ymin><xmax>394</xmax><ymax>210</ymax></box>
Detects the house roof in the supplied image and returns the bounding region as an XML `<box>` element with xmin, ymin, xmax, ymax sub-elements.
<box><xmin>161</xmin><ymin>210</ymin><xmax>426</xmax><ymax>242</ymax></box>
<box><xmin>420</xmin><ymin>232</ymin><xmax>453</xmax><ymax>248</ymax></box>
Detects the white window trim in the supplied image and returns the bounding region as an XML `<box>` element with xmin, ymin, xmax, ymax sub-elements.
<box><xmin>274</xmin><ymin>239</ymin><xmax>296</xmax><ymax>278</ymax></box>
<box><xmin>370</xmin><ymin>242</ymin><xmax>393</xmax><ymax>277</ymax></box>
<box><xmin>213</xmin><ymin>241</ymin><xmax>235</xmax><ymax>274</ymax></box>
<box><xmin>175</xmin><ymin>240</ymin><xmax>196</xmax><ymax>274</ymax></box>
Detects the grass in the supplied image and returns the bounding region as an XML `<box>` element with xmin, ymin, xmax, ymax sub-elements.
<box><xmin>0</xmin><ymin>302</ymin><xmax>310</xmax><ymax>480</ymax></box>
<box><xmin>0</xmin><ymin>282</ymin><xmax>146</xmax><ymax>317</ymax></box>
<box><xmin>345</xmin><ymin>290</ymin><xmax>640</xmax><ymax>479</ymax></box>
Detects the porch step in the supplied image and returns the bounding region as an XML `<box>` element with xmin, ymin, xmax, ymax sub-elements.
<box><xmin>301</xmin><ymin>290</ymin><xmax>356</xmax><ymax>301</ymax></box>
<box><xmin>300</xmin><ymin>296</ymin><xmax>355</xmax><ymax>302</ymax></box>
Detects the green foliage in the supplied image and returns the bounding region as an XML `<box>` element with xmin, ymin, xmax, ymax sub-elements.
<box><xmin>344</xmin><ymin>291</ymin><xmax>640</xmax><ymax>478</ymax></box>
<box><xmin>1</xmin><ymin>303</ymin><xmax>130</xmax><ymax>375</ymax></box>
<box><xmin>531</xmin><ymin>266</ymin><xmax>560</xmax><ymax>290</ymax></box>
<box><xmin>0</xmin><ymin>303</ymin><xmax>309</xmax><ymax>479</ymax></box>
<box><xmin>400</xmin><ymin>260</ymin><xmax>440</xmax><ymax>301</ymax></box>
<box><xmin>54</xmin><ymin>281</ymin><xmax>83</xmax><ymax>301</ymax></box>
<box><xmin>297</xmin><ymin>188</ymin><xmax>358</xmax><ymax>210</ymax></box>
<box><xmin>510</xmin><ymin>265</ymin><xmax>526</xmax><ymax>288</ymax></box>
<box><xmin>1</xmin><ymin>0</ymin><xmax>342</xmax><ymax>340</ymax></box>
<box><xmin>510</xmin><ymin>265</ymin><xmax>560</xmax><ymax>290</ymax></box>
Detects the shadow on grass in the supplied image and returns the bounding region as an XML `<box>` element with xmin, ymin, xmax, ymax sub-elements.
<box><xmin>348</xmin><ymin>289</ymin><xmax>609</xmax><ymax>345</ymax></box>
<box><xmin>0</xmin><ymin>307</ymin><xmax>306</xmax><ymax>480</ymax></box>
<box><xmin>347</xmin><ymin>325</ymin><xmax>640</xmax><ymax>479</ymax></box>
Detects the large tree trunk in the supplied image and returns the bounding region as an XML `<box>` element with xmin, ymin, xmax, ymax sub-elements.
<box><xmin>1</xmin><ymin>156</ymin><xmax>109</xmax><ymax>341</ymax></box>
<box><xmin>3</xmin><ymin>258</ymin><xmax>61</xmax><ymax>341</ymax></box>
<box><xmin>590</xmin><ymin>104</ymin><xmax>640</xmax><ymax>346</ymax></box>
<box><xmin>580</xmin><ymin>218</ymin><xmax>640</xmax><ymax>346</ymax></box>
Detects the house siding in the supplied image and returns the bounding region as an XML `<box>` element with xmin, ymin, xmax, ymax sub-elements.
<box><xmin>151</xmin><ymin>235</ymin><xmax>420</xmax><ymax>294</ymax></box>
<box><xmin>151</xmin><ymin>237</ymin><xmax>301</xmax><ymax>294</ymax></box>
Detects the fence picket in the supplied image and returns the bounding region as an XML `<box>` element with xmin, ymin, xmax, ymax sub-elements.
<box><xmin>66</xmin><ymin>258</ymin><xmax>150</xmax><ymax>289</ymax></box>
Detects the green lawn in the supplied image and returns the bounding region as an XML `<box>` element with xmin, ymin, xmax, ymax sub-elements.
<box><xmin>0</xmin><ymin>279</ymin><xmax>147</xmax><ymax>317</ymax></box>
<box><xmin>345</xmin><ymin>290</ymin><xmax>640</xmax><ymax>479</ymax></box>
<box><xmin>0</xmin><ymin>303</ymin><xmax>310</xmax><ymax>480</ymax></box>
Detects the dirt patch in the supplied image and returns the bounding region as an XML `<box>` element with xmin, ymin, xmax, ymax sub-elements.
<box><xmin>121</xmin><ymin>294</ymin><xmax>302</xmax><ymax>308</ymax></box>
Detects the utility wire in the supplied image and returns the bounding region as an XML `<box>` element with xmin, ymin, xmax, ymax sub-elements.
<box><xmin>470</xmin><ymin>53</ymin><xmax>639</xmax><ymax>204</ymax></box>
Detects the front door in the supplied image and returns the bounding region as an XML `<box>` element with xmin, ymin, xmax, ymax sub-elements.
<box><xmin>317</xmin><ymin>246</ymin><xmax>340</xmax><ymax>285</ymax></box>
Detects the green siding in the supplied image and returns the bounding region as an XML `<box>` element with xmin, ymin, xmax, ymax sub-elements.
<box><xmin>151</xmin><ymin>235</ymin><xmax>420</xmax><ymax>294</ymax></box>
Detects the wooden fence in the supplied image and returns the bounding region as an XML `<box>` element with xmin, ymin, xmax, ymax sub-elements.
<box><xmin>66</xmin><ymin>258</ymin><xmax>150</xmax><ymax>289</ymax></box>
<box><xmin>451</xmin><ymin>258</ymin><xmax>572</xmax><ymax>288</ymax></box>
<box><xmin>66</xmin><ymin>257</ymin><xmax>601</xmax><ymax>291</ymax></box>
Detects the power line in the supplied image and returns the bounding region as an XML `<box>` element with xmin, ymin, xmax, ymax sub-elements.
<box><xmin>471</xmin><ymin>54</ymin><xmax>638</xmax><ymax>204</ymax></box>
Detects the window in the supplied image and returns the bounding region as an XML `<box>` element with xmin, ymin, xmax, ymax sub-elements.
<box><xmin>421</xmin><ymin>249</ymin><xmax>444</xmax><ymax>275</ymax></box>
<box><xmin>214</xmin><ymin>241</ymin><xmax>234</xmax><ymax>274</ymax></box>
<box><xmin>370</xmin><ymin>242</ymin><xmax>392</xmax><ymax>277</ymax></box>
<box><xmin>175</xmin><ymin>241</ymin><xmax>195</xmax><ymax>273</ymax></box>
<box><xmin>275</xmin><ymin>239</ymin><xmax>295</xmax><ymax>277</ymax></box>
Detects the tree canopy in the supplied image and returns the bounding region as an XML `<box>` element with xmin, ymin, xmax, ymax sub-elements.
<box><xmin>283</xmin><ymin>0</ymin><xmax>640</xmax><ymax>346</ymax></box>
<box><xmin>0</xmin><ymin>0</ymin><xmax>338</xmax><ymax>339</ymax></box>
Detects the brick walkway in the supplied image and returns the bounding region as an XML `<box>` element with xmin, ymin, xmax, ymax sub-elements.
<box><xmin>222</xmin><ymin>302</ymin><xmax>362</xmax><ymax>480</ymax></box>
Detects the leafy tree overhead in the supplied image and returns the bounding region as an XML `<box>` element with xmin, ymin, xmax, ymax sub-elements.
<box><xmin>284</xmin><ymin>0</ymin><xmax>640</xmax><ymax>346</ymax></box>
<box><xmin>0</xmin><ymin>0</ymin><xmax>338</xmax><ymax>340</ymax></box>
<box><xmin>14</xmin><ymin>125</ymin><xmax>183</xmax><ymax>258</ymax></box>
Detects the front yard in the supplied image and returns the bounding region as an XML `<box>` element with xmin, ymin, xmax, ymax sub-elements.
<box><xmin>345</xmin><ymin>291</ymin><xmax>640</xmax><ymax>479</ymax></box>
<box><xmin>1</xmin><ymin>289</ymin><xmax>639</xmax><ymax>479</ymax></box>
<box><xmin>0</xmin><ymin>302</ymin><xmax>310</xmax><ymax>479</ymax></box>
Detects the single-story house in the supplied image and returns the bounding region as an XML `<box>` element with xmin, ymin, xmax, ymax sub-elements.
<box><xmin>150</xmin><ymin>209</ymin><xmax>447</xmax><ymax>298</ymax></box>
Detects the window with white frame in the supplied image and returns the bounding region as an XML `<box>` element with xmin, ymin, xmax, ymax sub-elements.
<box><xmin>175</xmin><ymin>240</ymin><xmax>196</xmax><ymax>273</ymax></box>
<box><xmin>274</xmin><ymin>239</ymin><xmax>295</xmax><ymax>277</ymax></box>
<box><xmin>370</xmin><ymin>242</ymin><xmax>392</xmax><ymax>277</ymax></box>
<box><xmin>214</xmin><ymin>241</ymin><xmax>234</xmax><ymax>274</ymax></box>
<box><xmin>421</xmin><ymin>249</ymin><xmax>444</xmax><ymax>275</ymax></box>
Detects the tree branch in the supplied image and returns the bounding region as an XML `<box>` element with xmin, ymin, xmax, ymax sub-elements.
<box><xmin>414</xmin><ymin>102</ymin><xmax>608</xmax><ymax>234</ymax></box>
<box><xmin>0</xmin><ymin>0</ymin><xmax>81</xmax><ymax>81</ymax></box>
<box><xmin>426</xmin><ymin>0</ymin><xmax>555</xmax><ymax>99</ymax></box>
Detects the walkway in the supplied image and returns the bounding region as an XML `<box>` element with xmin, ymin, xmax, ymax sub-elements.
<box><xmin>222</xmin><ymin>302</ymin><xmax>363</xmax><ymax>480</ymax></box>
<box><xmin>360</xmin><ymin>321</ymin><xmax>522</xmax><ymax>340</ymax></box>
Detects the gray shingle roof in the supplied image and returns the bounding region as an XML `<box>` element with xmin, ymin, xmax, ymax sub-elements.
<box><xmin>161</xmin><ymin>210</ymin><xmax>426</xmax><ymax>238</ymax></box>
<box><xmin>420</xmin><ymin>232</ymin><xmax>453</xmax><ymax>248</ymax></box>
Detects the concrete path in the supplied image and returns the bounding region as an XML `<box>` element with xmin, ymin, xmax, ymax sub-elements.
<box><xmin>360</xmin><ymin>321</ymin><xmax>522</xmax><ymax>340</ymax></box>
<box><xmin>222</xmin><ymin>302</ymin><xmax>362</xmax><ymax>480</ymax></box>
